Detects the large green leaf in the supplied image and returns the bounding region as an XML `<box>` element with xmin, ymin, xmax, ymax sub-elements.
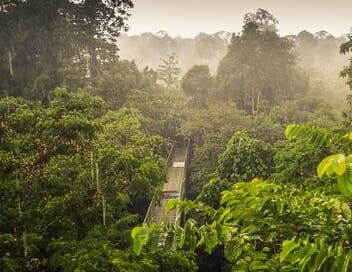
<box><xmin>280</xmin><ymin>239</ymin><xmax>299</xmax><ymax>262</ymax></box>
<box><xmin>317</xmin><ymin>154</ymin><xmax>346</xmax><ymax>178</ymax></box>
<box><xmin>285</xmin><ymin>124</ymin><xmax>327</xmax><ymax>147</ymax></box>
<box><xmin>131</xmin><ymin>226</ymin><xmax>143</xmax><ymax>239</ymax></box>
<box><xmin>342</xmin><ymin>251</ymin><xmax>352</xmax><ymax>272</ymax></box>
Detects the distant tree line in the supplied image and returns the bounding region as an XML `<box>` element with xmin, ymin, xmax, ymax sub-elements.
<box><xmin>117</xmin><ymin>23</ymin><xmax>348</xmax><ymax>77</ymax></box>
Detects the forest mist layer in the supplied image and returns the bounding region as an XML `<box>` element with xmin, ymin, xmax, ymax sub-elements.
<box><xmin>117</xmin><ymin>30</ymin><xmax>348</xmax><ymax>75</ymax></box>
<box><xmin>117</xmin><ymin>30</ymin><xmax>349</xmax><ymax>106</ymax></box>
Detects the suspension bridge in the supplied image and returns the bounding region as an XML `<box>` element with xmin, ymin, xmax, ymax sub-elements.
<box><xmin>143</xmin><ymin>140</ymin><xmax>189</xmax><ymax>226</ymax></box>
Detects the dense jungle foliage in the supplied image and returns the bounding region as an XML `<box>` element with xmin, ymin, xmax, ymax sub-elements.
<box><xmin>1</xmin><ymin>1</ymin><xmax>352</xmax><ymax>271</ymax></box>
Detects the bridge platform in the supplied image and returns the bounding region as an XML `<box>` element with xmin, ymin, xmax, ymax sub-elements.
<box><xmin>144</xmin><ymin>142</ymin><xmax>189</xmax><ymax>225</ymax></box>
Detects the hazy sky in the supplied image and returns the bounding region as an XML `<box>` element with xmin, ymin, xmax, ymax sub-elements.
<box><xmin>127</xmin><ymin>0</ymin><xmax>352</xmax><ymax>37</ymax></box>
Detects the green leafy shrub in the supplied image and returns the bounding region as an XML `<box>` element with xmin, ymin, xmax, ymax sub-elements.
<box><xmin>217</xmin><ymin>131</ymin><xmax>274</xmax><ymax>182</ymax></box>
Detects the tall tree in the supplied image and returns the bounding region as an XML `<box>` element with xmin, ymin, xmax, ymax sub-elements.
<box><xmin>340</xmin><ymin>30</ymin><xmax>352</xmax><ymax>127</ymax></box>
<box><xmin>157</xmin><ymin>52</ymin><xmax>181</xmax><ymax>89</ymax></box>
<box><xmin>216</xmin><ymin>10</ymin><xmax>307</xmax><ymax>114</ymax></box>
<box><xmin>340</xmin><ymin>31</ymin><xmax>352</xmax><ymax>90</ymax></box>
<box><xmin>72</xmin><ymin>0</ymin><xmax>133</xmax><ymax>78</ymax></box>
<box><xmin>243</xmin><ymin>8</ymin><xmax>278</xmax><ymax>32</ymax></box>
<box><xmin>181</xmin><ymin>65</ymin><xmax>212</xmax><ymax>107</ymax></box>
<box><xmin>0</xmin><ymin>0</ymin><xmax>134</xmax><ymax>103</ymax></box>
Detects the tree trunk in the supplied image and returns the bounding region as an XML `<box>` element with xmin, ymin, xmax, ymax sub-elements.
<box><xmin>16</xmin><ymin>179</ymin><xmax>28</xmax><ymax>258</ymax></box>
<box><xmin>85</xmin><ymin>46</ymin><xmax>91</xmax><ymax>79</ymax></box>
<box><xmin>8</xmin><ymin>51</ymin><xmax>13</xmax><ymax>76</ymax></box>
<box><xmin>22</xmin><ymin>232</ymin><xmax>28</xmax><ymax>258</ymax></box>
<box><xmin>95</xmin><ymin>162</ymin><xmax>106</xmax><ymax>226</ymax></box>
<box><xmin>251</xmin><ymin>78</ymin><xmax>257</xmax><ymax>115</ymax></box>
<box><xmin>102</xmin><ymin>196</ymin><xmax>106</xmax><ymax>226</ymax></box>
<box><xmin>90</xmin><ymin>151</ymin><xmax>94</xmax><ymax>180</ymax></box>
<box><xmin>256</xmin><ymin>89</ymin><xmax>262</xmax><ymax>114</ymax></box>
<box><xmin>89</xmin><ymin>42</ymin><xmax>98</xmax><ymax>78</ymax></box>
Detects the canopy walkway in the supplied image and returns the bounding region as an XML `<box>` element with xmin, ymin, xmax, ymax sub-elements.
<box><xmin>144</xmin><ymin>141</ymin><xmax>189</xmax><ymax>226</ymax></box>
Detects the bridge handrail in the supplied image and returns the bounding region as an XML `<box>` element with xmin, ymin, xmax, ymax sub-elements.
<box><xmin>175</xmin><ymin>138</ymin><xmax>190</xmax><ymax>225</ymax></box>
<box><xmin>166</xmin><ymin>142</ymin><xmax>176</xmax><ymax>168</ymax></box>
<box><xmin>143</xmin><ymin>142</ymin><xmax>176</xmax><ymax>224</ymax></box>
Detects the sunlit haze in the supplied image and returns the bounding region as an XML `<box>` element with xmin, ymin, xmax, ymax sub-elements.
<box><xmin>127</xmin><ymin>0</ymin><xmax>352</xmax><ymax>37</ymax></box>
